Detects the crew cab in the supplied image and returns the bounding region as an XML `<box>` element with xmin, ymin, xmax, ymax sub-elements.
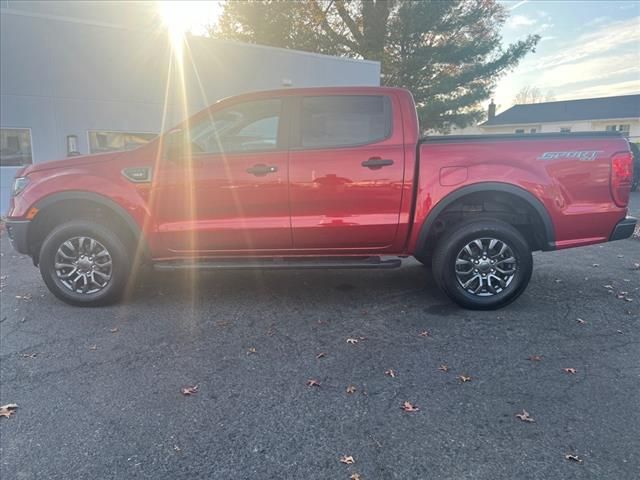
<box><xmin>4</xmin><ymin>87</ymin><xmax>636</xmax><ymax>309</ymax></box>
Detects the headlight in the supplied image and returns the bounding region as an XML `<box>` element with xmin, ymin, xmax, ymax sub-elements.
<box><xmin>12</xmin><ymin>176</ymin><xmax>30</xmax><ymax>196</ymax></box>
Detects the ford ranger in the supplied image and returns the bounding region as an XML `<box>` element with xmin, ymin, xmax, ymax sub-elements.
<box><xmin>4</xmin><ymin>87</ymin><xmax>636</xmax><ymax>309</ymax></box>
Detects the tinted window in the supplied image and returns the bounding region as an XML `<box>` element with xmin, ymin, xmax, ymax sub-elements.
<box><xmin>301</xmin><ymin>96</ymin><xmax>391</xmax><ymax>148</ymax></box>
<box><xmin>189</xmin><ymin>99</ymin><xmax>281</xmax><ymax>154</ymax></box>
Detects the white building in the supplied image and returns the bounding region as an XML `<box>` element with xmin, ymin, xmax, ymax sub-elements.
<box><xmin>445</xmin><ymin>95</ymin><xmax>640</xmax><ymax>141</ymax></box>
<box><xmin>0</xmin><ymin>1</ymin><xmax>379</xmax><ymax>211</ymax></box>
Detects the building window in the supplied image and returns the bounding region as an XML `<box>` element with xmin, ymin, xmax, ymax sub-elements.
<box><xmin>515</xmin><ymin>129</ymin><xmax>525</xmax><ymax>134</ymax></box>
<box><xmin>618</xmin><ymin>124</ymin><xmax>630</xmax><ymax>137</ymax></box>
<box><xmin>560</xmin><ymin>127</ymin><xmax>571</xmax><ymax>133</ymax></box>
<box><xmin>606</xmin><ymin>124</ymin><xmax>631</xmax><ymax>136</ymax></box>
<box><xmin>0</xmin><ymin>128</ymin><xmax>33</xmax><ymax>167</ymax></box>
<box><xmin>88</xmin><ymin>130</ymin><xmax>157</xmax><ymax>154</ymax></box>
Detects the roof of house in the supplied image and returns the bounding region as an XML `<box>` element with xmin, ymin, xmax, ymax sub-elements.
<box><xmin>482</xmin><ymin>94</ymin><xmax>640</xmax><ymax>126</ymax></box>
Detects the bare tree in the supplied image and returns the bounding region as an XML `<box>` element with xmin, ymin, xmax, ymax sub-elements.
<box><xmin>514</xmin><ymin>86</ymin><xmax>542</xmax><ymax>104</ymax></box>
<box><xmin>514</xmin><ymin>86</ymin><xmax>555</xmax><ymax>104</ymax></box>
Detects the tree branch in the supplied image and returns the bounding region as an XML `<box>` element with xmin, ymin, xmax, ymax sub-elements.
<box><xmin>309</xmin><ymin>0</ymin><xmax>359</xmax><ymax>51</ymax></box>
<box><xmin>334</xmin><ymin>0</ymin><xmax>363</xmax><ymax>43</ymax></box>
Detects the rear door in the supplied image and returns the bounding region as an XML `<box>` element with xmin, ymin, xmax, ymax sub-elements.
<box><xmin>288</xmin><ymin>94</ymin><xmax>405</xmax><ymax>250</ymax></box>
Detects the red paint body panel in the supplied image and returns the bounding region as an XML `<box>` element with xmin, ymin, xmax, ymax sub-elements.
<box><xmin>407</xmin><ymin>137</ymin><xmax>630</xmax><ymax>251</ymax></box>
<box><xmin>6</xmin><ymin>87</ymin><xmax>632</xmax><ymax>261</ymax></box>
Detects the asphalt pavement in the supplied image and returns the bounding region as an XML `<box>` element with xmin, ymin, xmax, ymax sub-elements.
<box><xmin>1</xmin><ymin>193</ymin><xmax>639</xmax><ymax>480</ymax></box>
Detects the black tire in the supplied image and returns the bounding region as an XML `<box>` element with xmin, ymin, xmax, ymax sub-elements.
<box><xmin>39</xmin><ymin>220</ymin><xmax>131</xmax><ymax>306</ymax></box>
<box><xmin>431</xmin><ymin>219</ymin><xmax>533</xmax><ymax>310</ymax></box>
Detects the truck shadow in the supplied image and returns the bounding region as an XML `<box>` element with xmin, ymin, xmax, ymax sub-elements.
<box><xmin>128</xmin><ymin>261</ymin><xmax>450</xmax><ymax>310</ymax></box>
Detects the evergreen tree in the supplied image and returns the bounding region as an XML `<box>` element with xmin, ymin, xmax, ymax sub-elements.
<box><xmin>214</xmin><ymin>0</ymin><xmax>539</xmax><ymax>131</ymax></box>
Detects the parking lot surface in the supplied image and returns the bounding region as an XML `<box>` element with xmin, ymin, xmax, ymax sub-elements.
<box><xmin>1</xmin><ymin>193</ymin><xmax>639</xmax><ymax>479</ymax></box>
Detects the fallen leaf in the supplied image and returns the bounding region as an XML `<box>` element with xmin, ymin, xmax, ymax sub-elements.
<box><xmin>564</xmin><ymin>453</ymin><xmax>583</xmax><ymax>463</ymax></box>
<box><xmin>88</xmin><ymin>345</ymin><xmax>98</xmax><ymax>351</ymax></box>
<box><xmin>316</xmin><ymin>352</ymin><xmax>326</xmax><ymax>359</ymax></box>
<box><xmin>346</xmin><ymin>385</ymin><xmax>356</xmax><ymax>394</ymax></box>
<box><xmin>576</xmin><ymin>318</ymin><xmax>586</xmax><ymax>325</ymax></box>
<box><xmin>350</xmin><ymin>474</ymin><xmax>362</xmax><ymax>480</ymax></box>
<box><xmin>563</xmin><ymin>368</ymin><xmax>577</xmax><ymax>374</ymax></box>
<box><xmin>515</xmin><ymin>409</ymin><xmax>535</xmax><ymax>423</ymax></box>
<box><xmin>528</xmin><ymin>355</ymin><xmax>543</xmax><ymax>362</ymax></box>
<box><xmin>438</xmin><ymin>364</ymin><xmax>449</xmax><ymax>372</ymax></box>
<box><xmin>603</xmin><ymin>284</ymin><xmax>614</xmax><ymax>290</ymax></box>
<box><xmin>181</xmin><ymin>385</ymin><xmax>198</xmax><ymax>395</ymax></box>
<box><xmin>340</xmin><ymin>455</ymin><xmax>355</xmax><ymax>465</ymax></box>
<box><xmin>458</xmin><ymin>374</ymin><xmax>472</xmax><ymax>383</ymax></box>
<box><xmin>401</xmin><ymin>401</ymin><xmax>419</xmax><ymax>412</ymax></box>
<box><xmin>346</xmin><ymin>338</ymin><xmax>359</xmax><ymax>345</ymax></box>
<box><xmin>592</xmin><ymin>263</ymin><xmax>599</xmax><ymax>267</ymax></box>
<box><xmin>246</xmin><ymin>347</ymin><xmax>257</xmax><ymax>355</ymax></box>
<box><xmin>20</xmin><ymin>353</ymin><xmax>37</xmax><ymax>358</ymax></box>
<box><xmin>385</xmin><ymin>369</ymin><xmax>396</xmax><ymax>378</ymax></box>
<box><xmin>554</xmin><ymin>278</ymin><xmax>562</xmax><ymax>283</ymax></box>
<box><xmin>632</xmin><ymin>263</ymin><xmax>640</xmax><ymax>270</ymax></box>
<box><xmin>15</xmin><ymin>293</ymin><xmax>32</xmax><ymax>300</ymax></box>
<box><xmin>418</xmin><ymin>330</ymin><xmax>430</xmax><ymax>337</ymax></box>
<box><xmin>0</xmin><ymin>404</ymin><xmax>18</xmax><ymax>418</ymax></box>
<box><xmin>307</xmin><ymin>379</ymin><xmax>321</xmax><ymax>387</ymax></box>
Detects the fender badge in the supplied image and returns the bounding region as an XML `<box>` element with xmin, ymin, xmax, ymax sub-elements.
<box><xmin>538</xmin><ymin>151</ymin><xmax>602</xmax><ymax>161</ymax></box>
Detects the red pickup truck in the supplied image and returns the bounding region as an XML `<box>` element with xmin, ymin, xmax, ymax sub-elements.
<box><xmin>5</xmin><ymin>87</ymin><xmax>636</xmax><ymax>309</ymax></box>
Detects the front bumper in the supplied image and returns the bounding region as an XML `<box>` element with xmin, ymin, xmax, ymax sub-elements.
<box><xmin>609</xmin><ymin>217</ymin><xmax>637</xmax><ymax>241</ymax></box>
<box><xmin>5</xmin><ymin>220</ymin><xmax>30</xmax><ymax>254</ymax></box>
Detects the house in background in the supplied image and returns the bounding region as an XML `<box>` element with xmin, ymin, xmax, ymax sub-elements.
<box><xmin>0</xmin><ymin>1</ymin><xmax>379</xmax><ymax>211</ymax></box>
<box><xmin>443</xmin><ymin>94</ymin><xmax>640</xmax><ymax>142</ymax></box>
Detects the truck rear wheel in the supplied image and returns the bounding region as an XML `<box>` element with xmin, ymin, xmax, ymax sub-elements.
<box><xmin>431</xmin><ymin>219</ymin><xmax>532</xmax><ymax>310</ymax></box>
<box><xmin>39</xmin><ymin>220</ymin><xmax>131</xmax><ymax>306</ymax></box>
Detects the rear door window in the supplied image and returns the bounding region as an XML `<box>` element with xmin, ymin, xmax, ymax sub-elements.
<box><xmin>301</xmin><ymin>95</ymin><xmax>391</xmax><ymax>148</ymax></box>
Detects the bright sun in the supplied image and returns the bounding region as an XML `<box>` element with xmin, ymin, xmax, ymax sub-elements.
<box><xmin>158</xmin><ymin>1</ymin><xmax>222</xmax><ymax>37</ymax></box>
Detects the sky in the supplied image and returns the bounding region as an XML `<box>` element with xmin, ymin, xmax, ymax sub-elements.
<box><xmin>160</xmin><ymin>0</ymin><xmax>640</xmax><ymax>113</ymax></box>
<box><xmin>495</xmin><ymin>0</ymin><xmax>640</xmax><ymax>111</ymax></box>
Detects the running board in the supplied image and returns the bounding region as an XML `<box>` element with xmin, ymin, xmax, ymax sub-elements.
<box><xmin>153</xmin><ymin>256</ymin><xmax>402</xmax><ymax>271</ymax></box>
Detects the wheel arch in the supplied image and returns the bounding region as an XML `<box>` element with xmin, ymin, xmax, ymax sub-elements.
<box><xmin>415</xmin><ymin>182</ymin><xmax>556</xmax><ymax>255</ymax></box>
<box><xmin>27</xmin><ymin>191</ymin><xmax>150</xmax><ymax>265</ymax></box>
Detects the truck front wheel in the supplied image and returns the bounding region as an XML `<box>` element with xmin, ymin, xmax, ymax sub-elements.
<box><xmin>39</xmin><ymin>220</ymin><xmax>131</xmax><ymax>306</ymax></box>
<box><xmin>431</xmin><ymin>220</ymin><xmax>533</xmax><ymax>310</ymax></box>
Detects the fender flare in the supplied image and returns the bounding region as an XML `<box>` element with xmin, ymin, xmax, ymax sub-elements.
<box><xmin>415</xmin><ymin>182</ymin><xmax>556</xmax><ymax>253</ymax></box>
<box><xmin>32</xmin><ymin>191</ymin><xmax>150</xmax><ymax>258</ymax></box>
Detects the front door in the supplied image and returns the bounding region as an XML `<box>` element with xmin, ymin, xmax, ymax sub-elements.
<box><xmin>288</xmin><ymin>94</ymin><xmax>405</xmax><ymax>250</ymax></box>
<box><xmin>152</xmin><ymin>98</ymin><xmax>291</xmax><ymax>254</ymax></box>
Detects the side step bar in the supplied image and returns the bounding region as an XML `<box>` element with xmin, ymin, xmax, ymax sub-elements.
<box><xmin>153</xmin><ymin>256</ymin><xmax>402</xmax><ymax>271</ymax></box>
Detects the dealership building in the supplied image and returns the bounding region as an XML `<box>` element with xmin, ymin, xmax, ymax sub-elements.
<box><xmin>0</xmin><ymin>1</ymin><xmax>380</xmax><ymax>211</ymax></box>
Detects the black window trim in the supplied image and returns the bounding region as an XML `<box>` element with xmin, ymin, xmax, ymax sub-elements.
<box><xmin>289</xmin><ymin>94</ymin><xmax>395</xmax><ymax>151</ymax></box>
